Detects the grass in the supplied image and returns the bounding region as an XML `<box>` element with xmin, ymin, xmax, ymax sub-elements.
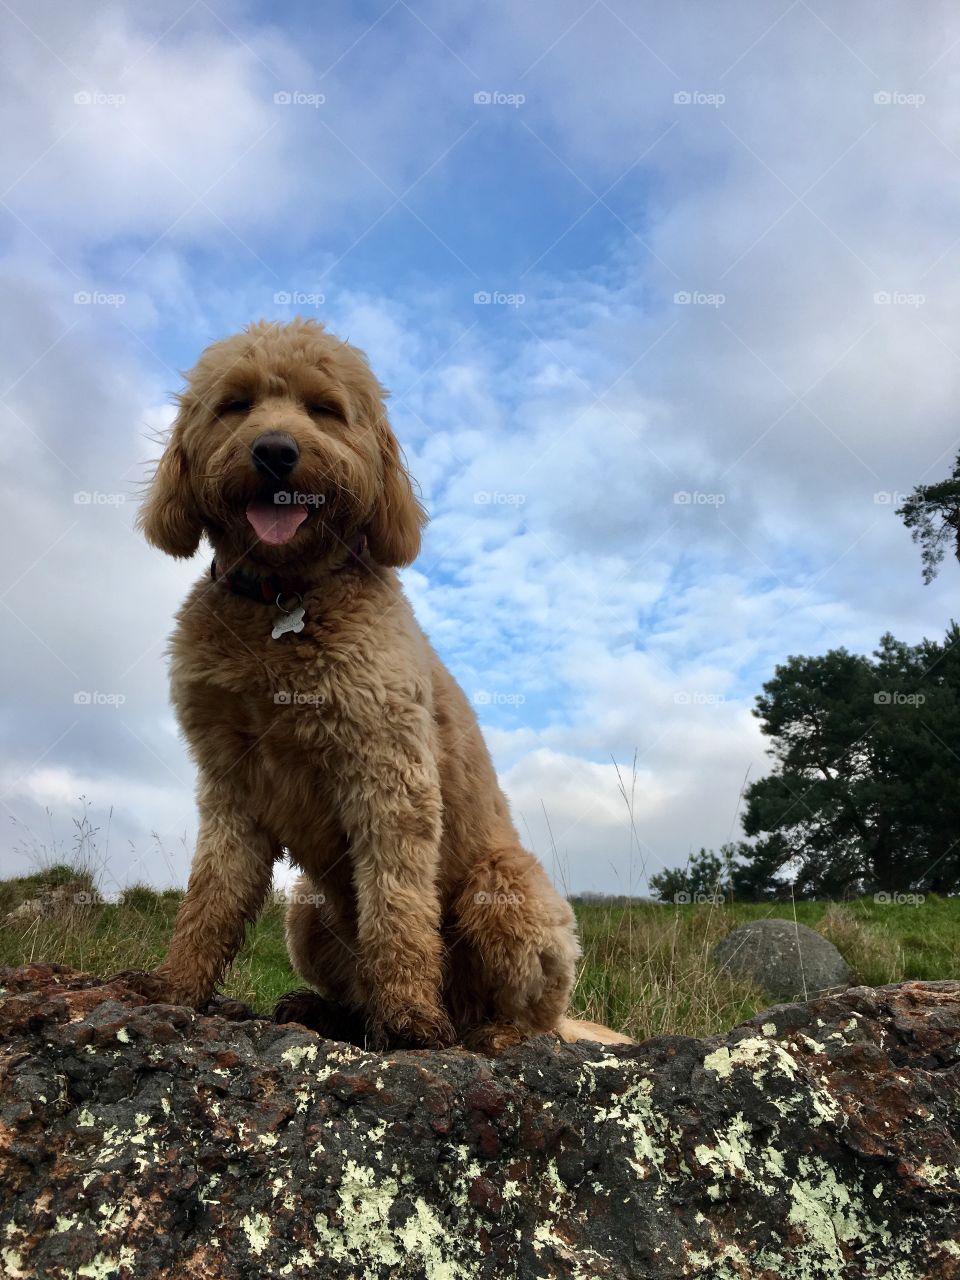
<box><xmin>570</xmin><ymin>895</ymin><xmax>958</xmax><ymax>1040</ymax></box>
<box><xmin>0</xmin><ymin>866</ymin><xmax>297</xmax><ymax>1010</ymax></box>
<box><xmin>1</xmin><ymin>863</ymin><xmax>956</xmax><ymax>1041</ymax></box>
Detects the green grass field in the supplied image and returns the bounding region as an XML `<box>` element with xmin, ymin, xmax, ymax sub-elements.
<box><xmin>1</xmin><ymin>864</ymin><xmax>956</xmax><ymax>1041</ymax></box>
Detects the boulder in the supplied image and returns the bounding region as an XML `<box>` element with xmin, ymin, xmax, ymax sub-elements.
<box><xmin>3</xmin><ymin>879</ymin><xmax>90</xmax><ymax>927</ymax></box>
<box><xmin>1</xmin><ymin>964</ymin><xmax>959</xmax><ymax>1278</ymax></box>
<box><xmin>713</xmin><ymin>917</ymin><xmax>852</xmax><ymax>1001</ymax></box>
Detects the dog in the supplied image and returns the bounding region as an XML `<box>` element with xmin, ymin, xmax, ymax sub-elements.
<box><xmin>136</xmin><ymin>319</ymin><xmax>631</xmax><ymax>1053</ymax></box>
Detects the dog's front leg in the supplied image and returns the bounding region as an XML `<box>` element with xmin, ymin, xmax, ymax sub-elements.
<box><xmin>335</xmin><ymin>735</ymin><xmax>452</xmax><ymax>1049</ymax></box>
<box><xmin>155</xmin><ymin>780</ymin><xmax>277</xmax><ymax>1007</ymax></box>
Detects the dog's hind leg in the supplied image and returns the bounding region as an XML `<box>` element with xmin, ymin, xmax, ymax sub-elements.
<box><xmin>284</xmin><ymin>873</ymin><xmax>366</xmax><ymax>1013</ymax></box>
<box><xmin>449</xmin><ymin>846</ymin><xmax>580</xmax><ymax>1054</ymax></box>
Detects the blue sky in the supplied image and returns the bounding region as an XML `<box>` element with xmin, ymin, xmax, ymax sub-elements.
<box><xmin>2</xmin><ymin>0</ymin><xmax>959</xmax><ymax>893</ymax></box>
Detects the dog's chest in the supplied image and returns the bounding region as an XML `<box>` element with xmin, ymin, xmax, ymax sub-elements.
<box><xmin>173</xmin><ymin>576</ymin><xmax>417</xmax><ymax>775</ymax></box>
<box><xmin>174</xmin><ymin>612</ymin><xmax>346</xmax><ymax>843</ymax></box>
<box><xmin>211</xmin><ymin>639</ymin><xmax>340</xmax><ymax>746</ymax></box>
<box><xmin>180</xmin><ymin>591</ymin><xmax>336</xmax><ymax>692</ymax></box>
<box><xmin>179</xmin><ymin>585</ymin><xmax>403</xmax><ymax>748</ymax></box>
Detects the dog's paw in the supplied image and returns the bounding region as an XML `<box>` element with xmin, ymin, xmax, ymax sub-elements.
<box><xmin>111</xmin><ymin>968</ymin><xmax>178</xmax><ymax>1004</ymax></box>
<box><xmin>273</xmin><ymin>989</ymin><xmax>368</xmax><ymax>1046</ymax></box>
<box><xmin>206</xmin><ymin>993</ymin><xmax>259</xmax><ymax>1023</ymax></box>
<box><xmin>111</xmin><ymin>968</ymin><xmax>209</xmax><ymax>1010</ymax></box>
<box><xmin>367</xmin><ymin>1000</ymin><xmax>455</xmax><ymax>1051</ymax></box>
<box><xmin>462</xmin><ymin>1022</ymin><xmax>526</xmax><ymax>1056</ymax></box>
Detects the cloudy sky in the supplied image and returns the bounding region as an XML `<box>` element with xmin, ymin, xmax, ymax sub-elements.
<box><xmin>2</xmin><ymin>0</ymin><xmax>958</xmax><ymax>896</ymax></box>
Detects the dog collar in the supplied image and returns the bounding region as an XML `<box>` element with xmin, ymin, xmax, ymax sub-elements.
<box><xmin>210</xmin><ymin>562</ymin><xmax>307</xmax><ymax>606</ymax></box>
<box><xmin>210</xmin><ymin>535</ymin><xmax>368</xmax><ymax>608</ymax></box>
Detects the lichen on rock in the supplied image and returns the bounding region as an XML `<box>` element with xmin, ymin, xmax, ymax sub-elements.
<box><xmin>1</xmin><ymin>964</ymin><xmax>959</xmax><ymax>1278</ymax></box>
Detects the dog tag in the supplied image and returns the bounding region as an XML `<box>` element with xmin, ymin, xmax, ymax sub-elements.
<box><xmin>272</xmin><ymin>598</ymin><xmax>305</xmax><ymax>640</ymax></box>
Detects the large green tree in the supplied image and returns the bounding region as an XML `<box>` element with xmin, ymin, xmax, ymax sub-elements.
<box><xmin>897</xmin><ymin>452</ymin><xmax>960</xmax><ymax>583</ymax></box>
<box><xmin>736</xmin><ymin>626</ymin><xmax>960</xmax><ymax>896</ymax></box>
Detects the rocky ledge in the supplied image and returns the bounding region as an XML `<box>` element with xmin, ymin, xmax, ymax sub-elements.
<box><xmin>1</xmin><ymin>965</ymin><xmax>959</xmax><ymax>1279</ymax></box>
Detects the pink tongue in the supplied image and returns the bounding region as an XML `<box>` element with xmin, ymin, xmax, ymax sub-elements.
<box><xmin>245</xmin><ymin>499</ymin><xmax>309</xmax><ymax>545</ymax></box>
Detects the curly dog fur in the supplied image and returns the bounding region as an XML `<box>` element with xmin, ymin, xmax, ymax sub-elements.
<box><xmin>139</xmin><ymin>319</ymin><xmax>628</xmax><ymax>1052</ymax></box>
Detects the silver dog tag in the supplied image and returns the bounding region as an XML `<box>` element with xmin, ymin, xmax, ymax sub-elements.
<box><xmin>271</xmin><ymin>604</ymin><xmax>305</xmax><ymax>640</ymax></box>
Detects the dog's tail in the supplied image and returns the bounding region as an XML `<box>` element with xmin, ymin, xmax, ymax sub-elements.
<box><xmin>556</xmin><ymin>1016</ymin><xmax>635</xmax><ymax>1046</ymax></box>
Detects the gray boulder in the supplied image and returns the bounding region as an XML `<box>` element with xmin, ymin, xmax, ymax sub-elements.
<box><xmin>713</xmin><ymin>917</ymin><xmax>852</xmax><ymax>1000</ymax></box>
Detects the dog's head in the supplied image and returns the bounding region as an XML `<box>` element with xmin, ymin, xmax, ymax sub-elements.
<box><xmin>139</xmin><ymin>319</ymin><xmax>426</xmax><ymax>569</ymax></box>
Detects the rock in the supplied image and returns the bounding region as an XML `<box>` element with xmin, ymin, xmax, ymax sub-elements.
<box><xmin>713</xmin><ymin>917</ymin><xmax>852</xmax><ymax>1001</ymax></box>
<box><xmin>3</xmin><ymin>880</ymin><xmax>89</xmax><ymax>926</ymax></box>
<box><xmin>1</xmin><ymin>964</ymin><xmax>959</xmax><ymax>1279</ymax></box>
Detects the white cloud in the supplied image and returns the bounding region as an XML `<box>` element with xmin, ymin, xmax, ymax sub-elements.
<box><xmin>2</xmin><ymin>0</ymin><xmax>959</xmax><ymax>897</ymax></box>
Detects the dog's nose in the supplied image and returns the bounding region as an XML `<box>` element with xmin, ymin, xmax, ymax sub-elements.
<box><xmin>250</xmin><ymin>432</ymin><xmax>299</xmax><ymax>480</ymax></box>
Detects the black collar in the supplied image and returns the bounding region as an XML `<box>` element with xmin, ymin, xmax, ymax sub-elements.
<box><xmin>211</xmin><ymin>536</ymin><xmax>367</xmax><ymax>607</ymax></box>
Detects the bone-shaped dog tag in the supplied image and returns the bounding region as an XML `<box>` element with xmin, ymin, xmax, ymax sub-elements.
<box><xmin>271</xmin><ymin>604</ymin><xmax>305</xmax><ymax>640</ymax></box>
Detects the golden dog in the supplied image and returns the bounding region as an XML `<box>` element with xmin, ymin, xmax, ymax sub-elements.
<box><xmin>138</xmin><ymin>319</ymin><xmax>629</xmax><ymax>1052</ymax></box>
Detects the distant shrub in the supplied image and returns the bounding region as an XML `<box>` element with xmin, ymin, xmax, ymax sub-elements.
<box><xmin>120</xmin><ymin>884</ymin><xmax>163</xmax><ymax>912</ymax></box>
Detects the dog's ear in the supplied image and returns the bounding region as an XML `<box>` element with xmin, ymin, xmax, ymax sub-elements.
<box><xmin>366</xmin><ymin>414</ymin><xmax>427</xmax><ymax>567</ymax></box>
<box><xmin>138</xmin><ymin>418</ymin><xmax>203</xmax><ymax>558</ymax></box>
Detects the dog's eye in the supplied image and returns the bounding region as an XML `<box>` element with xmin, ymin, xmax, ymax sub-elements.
<box><xmin>305</xmin><ymin>401</ymin><xmax>345</xmax><ymax>422</ymax></box>
<box><xmin>217</xmin><ymin>397</ymin><xmax>253</xmax><ymax>416</ymax></box>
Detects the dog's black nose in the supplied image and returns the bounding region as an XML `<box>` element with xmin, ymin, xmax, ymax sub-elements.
<box><xmin>251</xmin><ymin>432</ymin><xmax>299</xmax><ymax>480</ymax></box>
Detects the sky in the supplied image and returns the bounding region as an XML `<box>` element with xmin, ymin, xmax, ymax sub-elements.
<box><xmin>2</xmin><ymin>0</ymin><xmax>959</xmax><ymax>897</ymax></box>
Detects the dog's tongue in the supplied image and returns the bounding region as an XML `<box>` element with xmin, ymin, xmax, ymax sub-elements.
<box><xmin>245</xmin><ymin>499</ymin><xmax>308</xmax><ymax>545</ymax></box>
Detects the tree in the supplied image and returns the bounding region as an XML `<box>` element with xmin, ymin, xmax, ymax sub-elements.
<box><xmin>736</xmin><ymin>625</ymin><xmax>960</xmax><ymax>896</ymax></box>
<box><xmin>649</xmin><ymin>843</ymin><xmax>785</xmax><ymax>904</ymax></box>
<box><xmin>897</xmin><ymin>452</ymin><xmax>960</xmax><ymax>583</ymax></box>
<box><xmin>649</xmin><ymin>848</ymin><xmax>726</xmax><ymax>904</ymax></box>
